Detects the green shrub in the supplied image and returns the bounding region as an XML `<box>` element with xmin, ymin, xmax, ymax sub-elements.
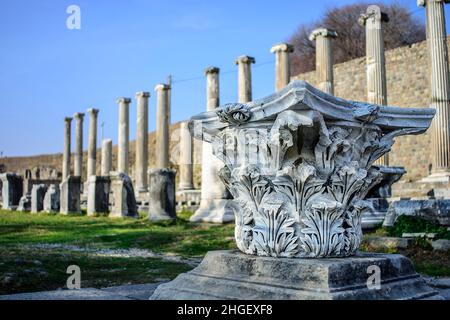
<box><xmin>385</xmin><ymin>215</ymin><xmax>450</xmax><ymax>240</ymax></box>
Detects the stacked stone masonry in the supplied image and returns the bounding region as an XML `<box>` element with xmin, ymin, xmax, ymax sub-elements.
<box><xmin>293</xmin><ymin>37</ymin><xmax>450</xmax><ymax>183</ymax></box>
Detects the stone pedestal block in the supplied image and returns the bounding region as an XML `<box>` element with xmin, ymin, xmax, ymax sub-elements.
<box><xmin>176</xmin><ymin>189</ymin><xmax>201</xmax><ymax>212</ymax></box>
<box><xmin>60</xmin><ymin>176</ymin><xmax>81</xmax><ymax>214</ymax></box>
<box><xmin>31</xmin><ymin>184</ymin><xmax>48</xmax><ymax>213</ymax></box>
<box><xmin>0</xmin><ymin>173</ymin><xmax>23</xmax><ymax>210</ymax></box>
<box><xmin>148</xmin><ymin>169</ymin><xmax>176</xmax><ymax>221</ymax></box>
<box><xmin>109</xmin><ymin>172</ymin><xmax>138</xmax><ymax>218</ymax></box>
<box><xmin>150</xmin><ymin>250</ymin><xmax>441</xmax><ymax>300</ymax></box>
<box><xmin>17</xmin><ymin>195</ymin><xmax>31</xmax><ymax>212</ymax></box>
<box><xmin>384</xmin><ymin>199</ymin><xmax>450</xmax><ymax>227</ymax></box>
<box><xmin>362</xmin><ymin>166</ymin><xmax>406</xmax><ymax>229</ymax></box>
<box><xmin>87</xmin><ymin>176</ymin><xmax>110</xmax><ymax>216</ymax></box>
<box><xmin>43</xmin><ymin>184</ymin><xmax>60</xmax><ymax>213</ymax></box>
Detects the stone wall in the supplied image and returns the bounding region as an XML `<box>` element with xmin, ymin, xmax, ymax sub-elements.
<box><xmin>292</xmin><ymin>37</ymin><xmax>448</xmax><ymax>182</ymax></box>
<box><xmin>1</xmin><ymin>122</ymin><xmax>204</xmax><ymax>189</ymax></box>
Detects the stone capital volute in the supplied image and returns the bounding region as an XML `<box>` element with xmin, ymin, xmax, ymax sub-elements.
<box><xmin>87</xmin><ymin>108</ymin><xmax>99</xmax><ymax>116</ymax></box>
<box><xmin>270</xmin><ymin>43</ymin><xmax>294</xmax><ymax>54</ymax></box>
<box><xmin>309</xmin><ymin>28</ymin><xmax>338</xmax><ymax>41</ymax></box>
<box><xmin>234</xmin><ymin>55</ymin><xmax>256</xmax><ymax>65</ymax></box>
<box><xmin>116</xmin><ymin>97</ymin><xmax>131</xmax><ymax>104</ymax></box>
<box><xmin>73</xmin><ymin>112</ymin><xmax>85</xmax><ymax>120</ymax></box>
<box><xmin>136</xmin><ymin>91</ymin><xmax>150</xmax><ymax>98</ymax></box>
<box><xmin>154</xmin><ymin>84</ymin><xmax>170</xmax><ymax>92</ymax></box>
<box><xmin>64</xmin><ymin>117</ymin><xmax>73</xmax><ymax>123</ymax></box>
<box><xmin>204</xmin><ymin>66</ymin><xmax>220</xmax><ymax>75</ymax></box>
<box><xmin>418</xmin><ymin>0</ymin><xmax>450</xmax><ymax>7</ymax></box>
<box><xmin>358</xmin><ymin>5</ymin><xmax>389</xmax><ymax>26</ymax></box>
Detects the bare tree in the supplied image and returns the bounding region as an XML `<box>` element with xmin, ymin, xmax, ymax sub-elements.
<box><xmin>290</xmin><ymin>2</ymin><xmax>426</xmax><ymax>75</ymax></box>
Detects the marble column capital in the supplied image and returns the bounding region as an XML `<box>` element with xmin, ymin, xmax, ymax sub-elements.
<box><xmin>309</xmin><ymin>28</ymin><xmax>338</xmax><ymax>41</ymax></box>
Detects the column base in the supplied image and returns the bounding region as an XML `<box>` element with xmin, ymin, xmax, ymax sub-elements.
<box><xmin>190</xmin><ymin>199</ymin><xmax>234</xmax><ymax>223</ymax></box>
<box><xmin>421</xmin><ymin>171</ymin><xmax>450</xmax><ymax>183</ymax></box>
<box><xmin>150</xmin><ymin>250</ymin><xmax>442</xmax><ymax>300</ymax></box>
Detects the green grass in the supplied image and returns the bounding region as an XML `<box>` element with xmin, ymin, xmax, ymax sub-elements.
<box><xmin>0</xmin><ymin>210</ymin><xmax>236</xmax><ymax>257</ymax></box>
<box><xmin>0</xmin><ymin>209</ymin><xmax>235</xmax><ymax>295</ymax></box>
<box><xmin>0</xmin><ymin>246</ymin><xmax>192</xmax><ymax>295</ymax></box>
<box><xmin>384</xmin><ymin>215</ymin><xmax>450</xmax><ymax>240</ymax></box>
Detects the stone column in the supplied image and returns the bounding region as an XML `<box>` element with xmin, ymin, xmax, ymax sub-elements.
<box><xmin>101</xmin><ymin>139</ymin><xmax>113</xmax><ymax>176</ymax></box>
<box><xmin>87</xmin><ymin>108</ymin><xmax>99</xmax><ymax>177</ymax></box>
<box><xmin>309</xmin><ymin>28</ymin><xmax>338</xmax><ymax>95</ymax></box>
<box><xmin>135</xmin><ymin>92</ymin><xmax>150</xmax><ymax>192</ymax></box>
<box><xmin>117</xmin><ymin>98</ymin><xmax>131</xmax><ymax>174</ymax></box>
<box><xmin>155</xmin><ymin>84</ymin><xmax>170</xmax><ymax>169</ymax></box>
<box><xmin>235</xmin><ymin>55</ymin><xmax>255</xmax><ymax>103</ymax></box>
<box><xmin>73</xmin><ymin>113</ymin><xmax>84</xmax><ymax>177</ymax></box>
<box><xmin>359</xmin><ymin>5</ymin><xmax>389</xmax><ymax>166</ymax></box>
<box><xmin>62</xmin><ymin>117</ymin><xmax>72</xmax><ymax>180</ymax></box>
<box><xmin>190</xmin><ymin>67</ymin><xmax>234</xmax><ymax>223</ymax></box>
<box><xmin>419</xmin><ymin>0</ymin><xmax>450</xmax><ymax>181</ymax></box>
<box><xmin>148</xmin><ymin>168</ymin><xmax>176</xmax><ymax>221</ymax></box>
<box><xmin>271</xmin><ymin>43</ymin><xmax>294</xmax><ymax>91</ymax></box>
<box><xmin>178</xmin><ymin>121</ymin><xmax>194</xmax><ymax>191</ymax></box>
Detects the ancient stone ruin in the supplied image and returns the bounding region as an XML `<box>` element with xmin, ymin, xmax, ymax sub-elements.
<box><xmin>151</xmin><ymin>80</ymin><xmax>440</xmax><ymax>299</ymax></box>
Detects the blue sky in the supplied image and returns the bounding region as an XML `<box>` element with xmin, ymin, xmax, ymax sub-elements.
<box><xmin>0</xmin><ymin>0</ymin><xmax>446</xmax><ymax>157</ymax></box>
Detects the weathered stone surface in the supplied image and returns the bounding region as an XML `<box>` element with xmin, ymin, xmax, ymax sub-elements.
<box><xmin>60</xmin><ymin>176</ymin><xmax>81</xmax><ymax>214</ymax></box>
<box><xmin>17</xmin><ymin>195</ymin><xmax>31</xmax><ymax>212</ymax></box>
<box><xmin>117</xmin><ymin>98</ymin><xmax>131</xmax><ymax>175</ymax></box>
<box><xmin>87</xmin><ymin>176</ymin><xmax>110</xmax><ymax>216</ymax></box>
<box><xmin>309</xmin><ymin>28</ymin><xmax>337</xmax><ymax>95</ymax></box>
<box><xmin>383</xmin><ymin>199</ymin><xmax>450</xmax><ymax>227</ymax></box>
<box><xmin>135</xmin><ymin>92</ymin><xmax>150</xmax><ymax>192</ymax></box>
<box><xmin>432</xmin><ymin>239</ymin><xmax>450</xmax><ymax>251</ymax></box>
<box><xmin>176</xmin><ymin>189</ymin><xmax>201</xmax><ymax>212</ymax></box>
<box><xmin>363</xmin><ymin>166</ymin><xmax>406</xmax><ymax>229</ymax></box>
<box><xmin>150</xmin><ymin>250</ymin><xmax>440</xmax><ymax>300</ymax></box>
<box><xmin>190</xmin><ymin>67</ymin><xmax>234</xmax><ymax>224</ymax></box>
<box><xmin>235</xmin><ymin>55</ymin><xmax>255</xmax><ymax>103</ymax></box>
<box><xmin>43</xmin><ymin>184</ymin><xmax>60</xmax><ymax>213</ymax></box>
<box><xmin>31</xmin><ymin>184</ymin><xmax>48</xmax><ymax>213</ymax></box>
<box><xmin>190</xmin><ymin>80</ymin><xmax>435</xmax><ymax>258</ymax></box>
<box><xmin>0</xmin><ymin>173</ymin><xmax>23</xmax><ymax>210</ymax></box>
<box><xmin>155</xmin><ymin>84</ymin><xmax>171</xmax><ymax>169</ymax></box>
<box><xmin>148</xmin><ymin>169</ymin><xmax>176</xmax><ymax>221</ymax></box>
<box><xmin>109</xmin><ymin>172</ymin><xmax>138</xmax><ymax>218</ymax></box>
<box><xmin>73</xmin><ymin>112</ymin><xmax>84</xmax><ymax>178</ymax></box>
<box><xmin>101</xmin><ymin>139</ymin><xmax>113</xmax><ymax>176</ymax></box>
<box><xmin>62</xmin><ymin>117</ymin><xmax>72</xmax><ymax>180</ymax></box>
<box><xmin>271</xmin><ymin>43</ymin><xmax>294</xmax><ymax>91</ymax></box>
<box><xmin>363</xmin><ymin>236</ymin><xmax>413</xmax><ymax>250</ymax></box>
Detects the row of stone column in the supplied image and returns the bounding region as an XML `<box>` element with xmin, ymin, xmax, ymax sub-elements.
<box><xmin>306</xmin><ymin>2</ymin><xmax>450</xmax><ymax>179</ymax></box>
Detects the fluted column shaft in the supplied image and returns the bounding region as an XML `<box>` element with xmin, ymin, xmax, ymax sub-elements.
<box><xmin>155</xmin><ymin>84</ymin><xmax>170</xmax><ymax>169</ymax></box>
<box><xmin>135</xmin><ymin>92</ymin><xmax>150</xmax><ymax>191</ymax></box>
<box><xmin>359</xmin><ymin>5</ymin><xmax>389</xmax><ymax>166</ymax></box>
<box><xmin>101</xmin><ymin>139</ymin><xmax>112</xmax><ymax>176</ymax></box>
<box><xmin>117</xmin><ymin>98</ymin><xmax>131</xmax><ymax>174</ymax></box>
<box><xmin>201</xmin><ymin>67</ymin><xmax>227</xmax><ymax>198</ymax></box>
<box><xmin>62</xmin><ymin>117</ymin><xmax>72</xmax><ymax>180</ymax></box>
<box><xmin>420</xmin><ymin>0</ymin><xmax>450</xmax><ymax>176</ymax></box>
<box><xmin>179</xmin><ymin>121</ymin><xmax>194</xmax><ymax>190</ymax></box>
<box><xmin>271</xmin><ymin>43</ymin><xmax>294</xmax><ymax>91</ymax></box>
<box><xmin>87</xmin><ymin>108</ymin><xmax>99</xmax><ymax>177</ymax></box>
<box><xmin>235</xmin><ymin>55</ymin><xmax>255</xmax><ymax>103</ymax></box>
<box><xmin>309</xmin><ymin>28</ymin><xmax>337</xmax><ymax>95</ymax></box>
<box><xmin>73</xmin><ymin>113</ymin><xmax>84</xmax><ymax>177</ymax></box>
